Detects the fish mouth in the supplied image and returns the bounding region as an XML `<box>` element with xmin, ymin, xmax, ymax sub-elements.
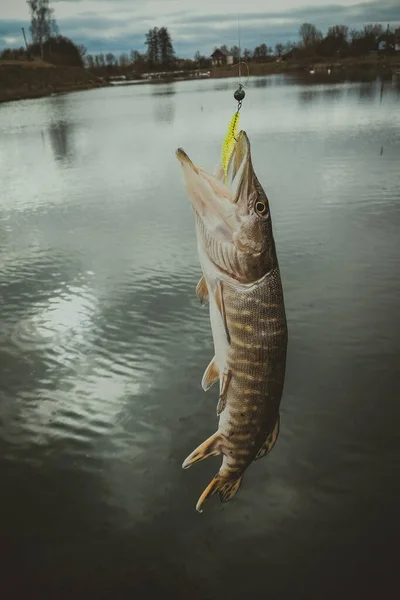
<box><xmin>176</xmin><ymin>130</ymin><xmax>251</xmax><ymax>202</ymax></box>
<box><xmin>175</xmin><ymin>131</ymin><xmax>251</xmax><ymax>242</ymax></box>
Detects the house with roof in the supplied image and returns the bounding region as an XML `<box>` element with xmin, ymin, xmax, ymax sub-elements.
<box><xmin>210</xmin><ymin>48</ymin><xmax>234</xmax><ymax>67</ymax></box>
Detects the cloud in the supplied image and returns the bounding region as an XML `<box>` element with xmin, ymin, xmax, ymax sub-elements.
<box><xmin>1</xmin><ymin>0</ymin><xmax>399</xmax><ymax>57</ymax></box>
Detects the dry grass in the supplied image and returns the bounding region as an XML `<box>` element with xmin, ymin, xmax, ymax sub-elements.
<box><xmin>0</xmin><ymin>59</ymin><xmax>54</xmax><ymax>69</ymax></box>
<box><xmin>0</xmin><ymin>64</ymin><xmax>107</xmax><ymax>103</ymax></box>
<box><xmin>211</xmin><ymin>54</ymin><xmax>400</xmax><ymax>79</ymax></box>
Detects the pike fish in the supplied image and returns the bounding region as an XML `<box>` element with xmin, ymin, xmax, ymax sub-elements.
<box><xmin>176</xmin><ymin>130</ymin><xmax>288</xmax><ymax>512</ymax></box>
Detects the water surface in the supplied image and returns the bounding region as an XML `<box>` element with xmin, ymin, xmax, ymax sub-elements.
<box><xmin>0</xmin><ymin>73</ymin><xmax>399</xmax><ymax>599</ymax></box>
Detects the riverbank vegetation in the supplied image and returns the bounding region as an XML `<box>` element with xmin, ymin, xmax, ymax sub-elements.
<box><xmin>0</xmin><ymin>0</ymin><xmax>399</xmax><ymax>102</ymax></box>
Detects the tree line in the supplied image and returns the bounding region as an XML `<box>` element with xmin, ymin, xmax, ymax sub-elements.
<box><xmin>84</xmin><ymin>27</ymin><xmax>175</xmax><ymax>71</ymax></box>
<box><xmin>192</xmin><ymin>23</ymin><xmax>398</xmax><ymax>65</ymax></box>
<box><xmin>293</xmin><ymin>22</ymin><xmax>398</xmax><ymax>58</ymax></box>
<box><xmin>85</xmin><ymin>22</ymin><xmax>398</xmax><ymax>74</ymax></box>
<box><xmin>0</xmin><ymin>1</ymin><xmax>398</xmax><ymax>70</ymax></box>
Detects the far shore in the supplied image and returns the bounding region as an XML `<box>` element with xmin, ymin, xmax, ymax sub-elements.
<box><xmin>1</xmin><ymin>54</ymin><xmax>399</xmax><ymax>104</ymax></box>
<box><xmin>0</xmin><ymin>60</ymin><xmax>109</xmax><ymax>104</ymax></box>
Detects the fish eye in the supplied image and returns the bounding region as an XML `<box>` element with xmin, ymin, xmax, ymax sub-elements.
<box><xmin>255</xmin><ymin>201</ymin><xmax>268</xmax><ymax>216</ymax></box>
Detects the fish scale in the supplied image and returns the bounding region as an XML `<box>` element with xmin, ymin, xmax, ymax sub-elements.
<box><xmin>221</xmin><ymin>267</ymin><xmax>287</xmax><ymax>463</ymax></box>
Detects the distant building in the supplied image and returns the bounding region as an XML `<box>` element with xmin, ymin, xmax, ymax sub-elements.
<box><xmin>395</xmin><ymin>28</ymin><xmax>400</xmax><ymax>52</ymax></box>
<box><xmin>210</xmin><ymin>48</ymin><xmax>234</xmax><ymax>67</ymax></box>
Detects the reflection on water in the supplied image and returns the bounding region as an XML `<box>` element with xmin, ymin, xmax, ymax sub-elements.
<box><xmin>296</xmin><ymin>77</ymin><xmax>396</xmax><ymax>106</ymax></box>
<box><xmin>46</xmin><ymin>95</ymin><xmax>75</xmax><ymax>163</ymax></box>
<box><xmin>152</xmin><ymin>85</ymin><xmax>176</xmax><ymax>124</ymax></box>
<box><xmin>0</xmin><ymin>73</ymin><xmax>399</xmax><ymax>598</ymax></box>
<box><xmin>213</xmin><ymin>81</ymin><xmax>230</xmax><ymax>91</ymax></box>
<box><xmin>252</xmin><ymin>76</ymin><xmax>271</xmax><ymax>88</ymax></box>
<box><xmin>48</xmin><ymin>120</ymin><xmax>74</xmax><ymax>161</ymax></box>
<box><xmin>151</xmin><ymin>83</ymin><xmax>176</xmax><ymax>96</ymax></box>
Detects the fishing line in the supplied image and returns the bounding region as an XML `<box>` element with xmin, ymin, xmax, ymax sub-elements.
<box><xmin>238</xmin><ymin>11</ymin><xmax>242</xmax><ymax>83</ymax></box>
<box><xmin>220</xmin><ymin>11</ymin><xmax>249</xmax><ymax>182</ymax></box>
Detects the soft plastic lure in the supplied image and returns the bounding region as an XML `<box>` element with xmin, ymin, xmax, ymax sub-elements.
<box><xmin>221</xmin><ymin>110</ymin><xmax>240</xmax><ymax>184</ymax></box>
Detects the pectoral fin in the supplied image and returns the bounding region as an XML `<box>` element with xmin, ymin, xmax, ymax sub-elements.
<box><xmin>201</xmin><ymin>357</ymin><xmax>219</xmax><ymax>391</ymax></box>
<box><xmin>216</xmin><ymin>370</ymin><xmax>232</xmax><ymax>416</ymax></box>
<box><xmin>196</xmin><ymin>275</ymin><xmax>209</xmax><ymax>306</ymax></box>
<box><xmin>214</xmin><ymin>280</ymin><xmax>230</xmax><ymax>344</ymax></box>
<box><xmin>255</xmin><ymin>415</ymin><xmax>280</xmax><ymax>460</ymax></box>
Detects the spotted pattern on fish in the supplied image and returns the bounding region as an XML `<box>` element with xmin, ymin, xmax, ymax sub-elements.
<box><xmin>217</xmin><ymin>266</ymin><xmax>287</xmax><ymax>469</ymax></box>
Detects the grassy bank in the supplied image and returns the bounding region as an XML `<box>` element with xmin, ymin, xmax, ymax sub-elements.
<box><xmin>0</xmin><ymin>60</ymin><xmax>108</xmax><ymax>103</ymax></box>
<box><xmin>211</xmin><ymin>53</ymin><xmax>400</xmax><ymax>78</ymax></box>
<box><xmin>1</xmin><ymin>54</ymin><xmax>399</xmax><ymax>103</ymax></box>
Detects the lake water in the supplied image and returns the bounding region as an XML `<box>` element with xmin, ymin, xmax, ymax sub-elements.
<box><xmin>0</xmin><ymin>73</ymin><xmax>399</xmax><ymax>599</ymax></box>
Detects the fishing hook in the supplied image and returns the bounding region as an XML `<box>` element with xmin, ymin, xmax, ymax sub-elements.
<box><xmin>230</xmin><ymin>60</ymin><xmax>250</xmax><ymax>89</ymax></box>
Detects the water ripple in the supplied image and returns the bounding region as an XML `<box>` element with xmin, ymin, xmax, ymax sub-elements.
<box><xmin>0</xmin><ymin>75</ymin><xmax>399</xmax><ymax>597</ymax></box>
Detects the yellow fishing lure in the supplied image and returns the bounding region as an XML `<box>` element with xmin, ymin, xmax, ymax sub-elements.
<box><xmin>221</xmin><ymin>110</ymin><xmax>240</xmax><ymax>184</ymax></box>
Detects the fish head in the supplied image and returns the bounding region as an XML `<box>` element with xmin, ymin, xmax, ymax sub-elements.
<box><xmin>225</xmin><ymin>130</ymin><xmax>274</xmax><ymax>257</ymax></box>
<box><xmin>176</xmin><ymin>131</ymin><xmax>275</xmax><ymax>284</ymax></box>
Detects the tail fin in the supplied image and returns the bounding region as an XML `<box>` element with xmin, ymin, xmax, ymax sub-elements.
<box><xmin>196</xmin><ymin>473</ymin><xmax>243</xmax><ymax>513</ymax></box>
<box><xmin>182</xmin><ymin>432</ymin><xmax>224</xmax><ymax>470</ymax></box>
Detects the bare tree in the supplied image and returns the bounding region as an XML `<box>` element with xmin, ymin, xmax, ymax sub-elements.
<box><xmin>243</xmin><ymin>48</ymin><xmax>252</xmax><ymax>61</ymax></box>
<box><xmin>230</xmin><ymin>45</ymin><xmax>240</xmax><ymax>60</ymax></box>
<box><xmin>26</xmin><ymin>0</ymin><xmax>58</xmax><ymax>59</ymax></box>
<box><xmin>253</xmin><ymin>43</ymin><xmax>268</xmax><ymax>60</ymax></box>
<box><xmin>85</xmin><ymin>54</ymin><xmax>95</xmax><ymax>69</ymax></box>
<box><xmin>119</xmin><ymin>53</ymin><xmax>129</xmax><ymax>67</ymax></box>
<box><xmin>327</xmin><ymin>25</ymin><xmax>349</xmax><ymax>41</ymax></box>
<box><xmin>77</xmin><ymin>44</ymin><xmax>87</xmax><ymax>59</ymax></box>
<box><xmin>105</xmin><ymin>53</ymin><xmax>116</xmax><ymax>67</ymax></box>
<box><xmin>130</xmin><ymin>50</ymin><xmax>145</xmax><ymax>67</ymax></box>
<box><xmin>275</xmin><ymin>43</ymin><xmax>284</xmax><ymax>57</ymax></box>
<box><xmin>299</xmin><ymin>22</ymin><xmax>323</xmax><ymax>48</ymax></box>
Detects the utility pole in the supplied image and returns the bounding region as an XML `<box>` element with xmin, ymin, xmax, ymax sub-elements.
<box><xmin>21</xmin><ymin>27</ymin><xmax>31</xmax><ymax>59</ymax></box>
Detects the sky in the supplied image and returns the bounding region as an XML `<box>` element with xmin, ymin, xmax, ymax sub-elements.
<box><xmin>1</xmin><ymin>0</ymin><xmax>400</xmax><ymax>58</ymax></box>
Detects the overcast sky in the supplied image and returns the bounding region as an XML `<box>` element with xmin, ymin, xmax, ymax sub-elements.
<box><xmin>1</xmin><ymin>0</ymin><xmax>399</xmax><ymax>58</ymax></box>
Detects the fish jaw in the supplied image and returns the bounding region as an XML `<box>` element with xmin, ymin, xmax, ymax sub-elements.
<box><xmin>175</xmin><ymin>148</ymin><xmax>235</xmax><ymax>244</ymax></box>
<box><xmin>175</xmin><ymin>131</ymin><xmax>252</xmax><ymax>215</ymax></box>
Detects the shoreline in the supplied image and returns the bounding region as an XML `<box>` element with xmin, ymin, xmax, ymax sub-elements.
<box><xmin>0</xmin><ymin>61</ymin><xmax>109</xmax><ymax>104</ymax></box>
<box><xmin>1</xmin><ymin>55</ymin><xmax>399</xmax><ymax>104</ymax></box>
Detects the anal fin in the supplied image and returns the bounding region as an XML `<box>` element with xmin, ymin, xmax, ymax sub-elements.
<box><xmin>196</xmin><ymin>472</ymin><xmax>243</xmax><ymax>513</ymax></box>
<box><xmin>196</xmin><ymin>275</ymin><xmax>209</xmax><ymax>306</ymax></box>
<box><xmin>182</xmin><ymin>432</ymin><xmax>225</xmax><ymax>470</ymax></box>
<box><xmin>201</xmin><ymin>357</ymin><xmax>219</xmax><ymax>391</ymax></box>
<box><xmin>255</xmin><ymin>415</ymin><xmax>280</xmax><ymax>460</ymax></box>
<box><xmin>216</xmin><ymin>370</ymin><xmax>232</xmax><ymax>416</ymax></box>
<box><xmin>214</xmin><ymin>280</ymin><xmax>230</xmax><ymax>344</ymax></box>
